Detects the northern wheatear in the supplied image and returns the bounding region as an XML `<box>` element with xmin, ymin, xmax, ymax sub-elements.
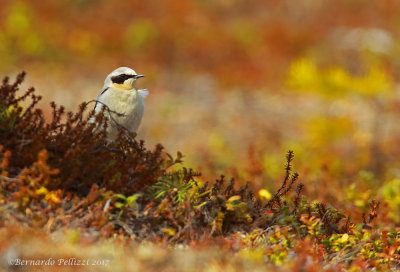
<box><xmin>93</xmin><ymin>67</ymin><xmax>148</xmax><ymax>140</ymax></box>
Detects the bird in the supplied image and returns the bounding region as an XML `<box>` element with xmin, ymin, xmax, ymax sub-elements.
<box><xmin>92</xmin><ymin>67</ymin><xmax>148</xmax><ymax>141</ymax></box>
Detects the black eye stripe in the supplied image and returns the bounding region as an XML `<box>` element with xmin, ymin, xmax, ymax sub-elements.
<box><xmin>111</xmin><ymin>74</ymin><xmax>134</xmax><ymax>84</ymax></box>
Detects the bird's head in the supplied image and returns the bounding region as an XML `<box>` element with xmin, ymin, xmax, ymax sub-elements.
<box><xmin>104</xmin><ymin>67</ymin><xmax>145</xmax><ymax>90</ymax></box>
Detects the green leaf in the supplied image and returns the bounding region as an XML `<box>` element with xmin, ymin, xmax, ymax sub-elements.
<box><xmin>115</xmin><ymin>202</ymin><xmax>124</xmax><ymax>209</ymax></box>
<box><xmin>115</xmin><ymin>194</ymin><xmax>127</xmax><ymax>201</ymax></box>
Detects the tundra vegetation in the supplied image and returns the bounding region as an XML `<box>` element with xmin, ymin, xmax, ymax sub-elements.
<box><xmin>0</xmin><ymin>72</ymin><xmax>398</xmax><ymax>271</ymax></box>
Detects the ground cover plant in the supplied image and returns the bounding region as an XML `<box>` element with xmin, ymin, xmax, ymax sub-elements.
<box><xmin>1</xmin><ymin>73</ymin><xmax>400</xmax><ymax>272</ymax></box>
<box><xmin>3</xmin><ymin>1</ymin><xmax>400</xmax><ymax>271</ymax></box>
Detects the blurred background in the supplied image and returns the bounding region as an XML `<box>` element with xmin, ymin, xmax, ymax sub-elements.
<box><xmin>2</xmin><ymin>0</ymin><xmax>400</xmax><ymax>221</ymax></box>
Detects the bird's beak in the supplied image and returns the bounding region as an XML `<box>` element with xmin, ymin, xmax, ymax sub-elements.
<box><xmin>134</xmin><ymin>74</ymin><xmax>145</xmax><ymax>79</ymax></box>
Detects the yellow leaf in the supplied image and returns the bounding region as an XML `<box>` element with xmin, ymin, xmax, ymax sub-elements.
<box><xmin>258</xmin><ymin>189</ymin><xmax>272</xmax><ymax>201</ymax></box>
<box><xmin>228</xmin><ymin>195</ymin><xmax>241</xmax><ymax>202</ymax></box>
<box><xmin>36</xmin><ymin>186</ymin><xmax>48</xmax><ymax>195</ymax></box>
<box><xmin>340</xmin><ymin>233</ymin><xmax>349</xmax><ymax>243</ymax></box>
<box><xmin>162</xmin><ymin>228</ymin><xmax>176</xmax><ymax>236</ymax></box>
<box><xmin>45</xmin><ymin>192</ymin><xmax>60</xmax><ymax>204</ymax></box>
<box><xmin>227</xmin><ymin>195</ymin><xmax>241</xmax><ymax>211</ymax></box>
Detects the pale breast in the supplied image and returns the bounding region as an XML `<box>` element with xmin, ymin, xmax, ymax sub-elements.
<box><xmin>96</xmin><ymin>88</ymin><xmax>145</xmax><ymax>137</ymax></box>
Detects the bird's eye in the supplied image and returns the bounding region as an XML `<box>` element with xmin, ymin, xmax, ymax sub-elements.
<box><xmin>123</xmin><ymin>74</ymin><xmax>132</xmax><ymax>80</ymax></box>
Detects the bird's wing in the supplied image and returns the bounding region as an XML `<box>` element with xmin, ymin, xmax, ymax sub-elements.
<box><xmin>138</xmin><ymin>89</ymin><xmax>149</xmax><ymax>99</ymax></box>
<box><xmin>94</xmin><ymin>87</ymin><xmax>109</xmax><ymax>110</ymax></box>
